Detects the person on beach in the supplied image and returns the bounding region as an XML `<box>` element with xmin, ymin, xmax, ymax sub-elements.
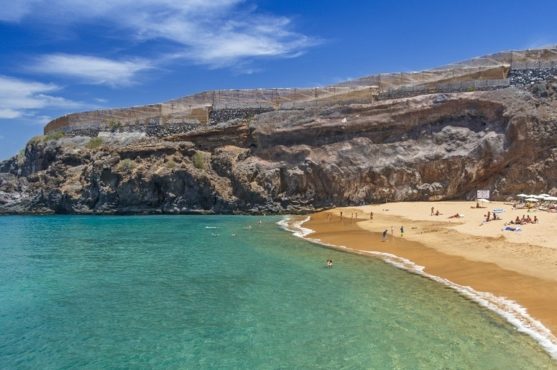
<box><xmin>431</xmin><ymin>207</ymin><xmax>434</xmax><ymax>216</ymax></box>
<box><xmin>340</xmin><ymin>211</ymin><xmax>343</xmax><ymax>220</ymax></box>
<box><xmin>390</xmin><ymin>226</ymin><xmax>394</xmax><ymax>235</ymax></box>
<box><xmin>326</xmin><ymin>259</ymin><xmax>333</xmax><ymax>268</ymax></box>
<box><xmin>370</xmin><ymin>211</ymin><xmax>373</xmax><ymax>220</ymax></box>
<box><xmin>382</xmin><ymin>229</ymin><xmax>388</xmax><ymax>241</ymax></box>
<box><xmin>400</xmin><ymin>226</ymin><xmax>404</xmax><ymax>237</ymax></box>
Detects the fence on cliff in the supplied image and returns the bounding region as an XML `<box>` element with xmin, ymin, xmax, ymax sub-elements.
<box><xmin>378</xmin><ymin>78</ymin><xmax>511</xmax><ymax>100</ymax></box>
<box><xmin>510</xmin><ymin>60</ymin><xmax>557</xmax><ymax>70</ymax></box>
<box><xmin>46</xmin><ymin>53</ymin><xmax>557</xmax><ymax>135</ymax></box>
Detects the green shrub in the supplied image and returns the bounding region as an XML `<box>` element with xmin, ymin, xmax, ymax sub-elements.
<box><xmin>86</xmin><ymin>137</ymin><xmax>104</xmax><ymax>150</ymax></box>
<box><xmin>108</xmin><ymin>119</ymin><xmax>122</xmax><ymax>131</ymax></box>
<box><xmin>192</xmin><ymin>152</ymin><xmax>205</xmax><ymax>169</ymax></box>
<box><xmin>17</xmin><ymin>149</ymin><xmax>26</xmax><ymax>165</ymax></box>
<box><xmin>117</xmin><ymin>158</ymin><xmax>134</xmax><ymax>172</ymax></box>
<box><xmin>45</xmin><ymin>131</ymin><xmax>65</xmax><ymax>141</ymax></box>
<box><xmin>166</xmin><ymin>159</ymin><xmax>176</xmax><ymax>170</ymax></box>
<box><xmin>28</xmin><ymin>135</ymin><xmax>45</xmax><ymax>144</ymax></box>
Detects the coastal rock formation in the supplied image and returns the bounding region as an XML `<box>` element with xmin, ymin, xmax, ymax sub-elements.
<box><xmin>1</xmin><ymin>49</ymin><xmax>557</xmax><ymax>214</ymax></box>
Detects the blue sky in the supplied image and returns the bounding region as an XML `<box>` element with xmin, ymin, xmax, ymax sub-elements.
<box><xmin>1</xmin><ymin>0</ymin><xmax>556</xmax><ymax>159</ymax></box>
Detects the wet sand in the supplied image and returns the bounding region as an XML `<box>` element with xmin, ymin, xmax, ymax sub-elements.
<box><xmin>301</xmin><ymin>202</ymin><xmax>557</xmax><ymax>341</ymax></box>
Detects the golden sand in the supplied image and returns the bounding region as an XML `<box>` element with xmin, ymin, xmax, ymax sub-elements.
<box><xmin>302</xmin><ymin>201</ymin><xmax>557</xmax><ymax>336</ymax></box>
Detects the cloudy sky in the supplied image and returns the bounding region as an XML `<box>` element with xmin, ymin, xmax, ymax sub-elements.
<box><xmin>1</xmin><ymin>0</ymin><xmax>557</xmax><ymax>159</ymax></box>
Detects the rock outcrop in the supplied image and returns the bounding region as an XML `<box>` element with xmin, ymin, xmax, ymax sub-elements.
<box><xmin>1</xmin><ymin>51</ymin><xmax>557</xmax><ymax>215</ymax></box>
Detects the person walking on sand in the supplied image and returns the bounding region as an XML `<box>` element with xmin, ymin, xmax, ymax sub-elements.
<box><xmin>382</xmin><ymin>229</ymin><xmax>388</xmax><ymax>242</ymax></box>
<box><xmin>400</xmin><ymin>226</ymin><xmax>404</xmax><ymax>237</ymax></box>
<box><xmin>431</xmin><ymin>207</ymin><xmax>434</xmax><ymax>216</ymax></box>
<box><xmin>370</xmin><ymin>211</ymin><xmax>373</xmax><ymax>220</ymax></box>
<box><xmin>340</xmin><ymin>211</ymin><xmax>343</xmax><ymax>220</ymax></box>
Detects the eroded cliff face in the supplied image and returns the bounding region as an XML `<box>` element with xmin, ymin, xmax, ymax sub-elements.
<box><xmin>1</xmin><ymin>87</ymin><xmax>556</xmax><ymax>214</ymax></box>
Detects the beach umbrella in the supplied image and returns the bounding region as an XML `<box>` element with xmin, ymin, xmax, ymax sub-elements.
<box><xmin>525</xmin><ymin>198</ymin><xmax>539</xmax><ymax>202</ymax></box>
<box><xmin>478</xmin><ymin>198</ymin><xmax>490</xmax><ymax>203</ymax></box>
<box><xmin>516</xmin><ymin>194</ymin><xmax>528</xmax><ymax>197</ymax></box>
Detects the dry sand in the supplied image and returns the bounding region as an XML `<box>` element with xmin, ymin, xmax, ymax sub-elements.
<box><xmin>301</xmin><ymin>201</ymin><xmax>557</xmax><ymax>337</ymax></box>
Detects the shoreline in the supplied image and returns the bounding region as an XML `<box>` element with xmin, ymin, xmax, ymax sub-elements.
<box><xmin>279</xmin><ymin>202</ymin><xmax>557</xmax><ymax>360</ymax></box>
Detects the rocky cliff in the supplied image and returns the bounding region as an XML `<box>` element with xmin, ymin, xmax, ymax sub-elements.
<box><xmin>1</xmin><ymin>53</ymin><xmax>557</xmax><ymax>214</ymax></box>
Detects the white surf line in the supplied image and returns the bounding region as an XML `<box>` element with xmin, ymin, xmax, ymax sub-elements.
<box><xmin>278</xmin><ymin>215</ymin><xmax>557</xmax><ymax>360</ymax></box>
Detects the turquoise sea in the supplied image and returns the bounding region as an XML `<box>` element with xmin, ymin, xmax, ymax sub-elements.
<box><xmin>0</xmin><ymin>215</ymin><xmax>555</xmax><ymax>369</ymax></box>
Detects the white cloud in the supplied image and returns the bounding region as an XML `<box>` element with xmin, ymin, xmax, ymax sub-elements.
<box><xmin>30</xmin><ymin>54</ymin><xmax>152</xmax><ymax>87</ymax></box>
<box><xmin>1</xmin><ymin>0</ymin><xmax>316</xmax><ymax>67</ymax></box>
<box><xmin>0</xmin><ymin>75</ymin><xmax>85</xmax><ymax>120</ymax></box>
<box><xmin>0</xmin><ymin>0</ymin><xmax>36</xmax><ymax>22</ymax></box>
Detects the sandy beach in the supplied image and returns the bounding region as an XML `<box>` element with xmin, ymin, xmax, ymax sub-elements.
<box><xmin>300</xmin><ymin>201</ymin><xmax>557</xmax><ymax>343</ymax></box>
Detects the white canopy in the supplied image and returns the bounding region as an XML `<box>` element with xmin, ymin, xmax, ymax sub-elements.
<box><xmin>545</xmin><ymin>196</ymin><xmax>557</xmax><ymax>201</ymax></box>
<box><xmin>478</xmin><ymin>198</ymin><xmax>490</xmax><ymax>203</ymax></box>
<box><xmin>525</xmin><ymin>198</ymin><xmax>539</xmax><ymax>202</ymax></box>
<box><xmin>538</xmin><ymin>194</ymin><xmax>551</xmax><ymax>198</ymax></box>
<box><xmin>516</xmin><ymin>194</ymin><xmax>528</xmax><ymax>198</ymax></box>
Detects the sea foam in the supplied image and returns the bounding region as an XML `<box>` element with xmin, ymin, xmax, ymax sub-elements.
<box><xmin>278</xmin><ymin>215</ymin><xmax>557</xmax><ymax>360</ymax></box>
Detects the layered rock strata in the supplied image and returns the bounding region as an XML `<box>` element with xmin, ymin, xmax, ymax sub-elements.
<box><xmin>1</xmin><ymin>84</ymin><xmax>556</xmax><ymax>214</ymax></box>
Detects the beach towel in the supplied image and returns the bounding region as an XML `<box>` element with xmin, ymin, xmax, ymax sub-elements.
<box><xmin>502</xmin><ymin>226</ymin><xmax>521</xmax><ymax>232</ymax></box>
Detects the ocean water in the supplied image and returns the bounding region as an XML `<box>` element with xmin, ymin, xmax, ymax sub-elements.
<box><xmin>0</xmin><ymin>216</ymin><xmax>554</xmax><ymax>369</ymax></box>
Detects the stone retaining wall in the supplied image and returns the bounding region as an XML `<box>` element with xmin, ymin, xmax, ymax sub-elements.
<box><xmin>209</xmin><ymin>108</ymin><xmax>273</xmax><ymax>124</ymax></box>
<box><xmin>55</xmin><ymin>121</ymin><xmax>203</xmax><ymax>138</ymax></box>
<box><xmin>509</xmin><ymin>68</ymin><xmax>557</xmax><ymax>88</ymax></box>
